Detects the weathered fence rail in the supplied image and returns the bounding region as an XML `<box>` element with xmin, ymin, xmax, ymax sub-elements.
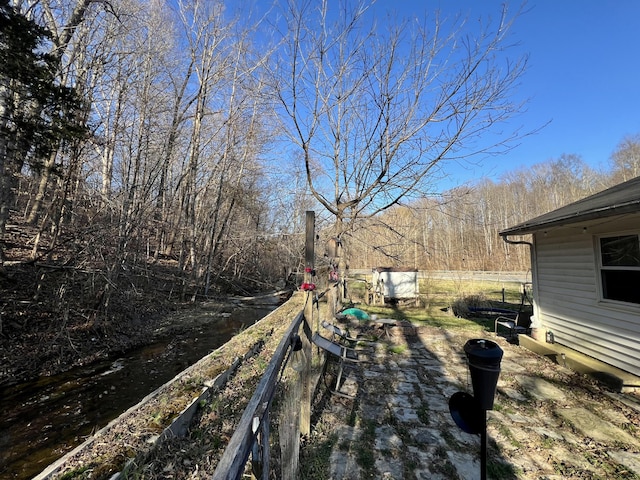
<box><xmin>211</xmin><ymin>285</ymin><xmax>338</xmax><ymax>480</ymax></box>
<box><xmin>212</xmin><ymin>211</ymin><xmax>339</xmax><ymax>480</ymax></box>
<box><xmin>211</xmin><ymin>309</ymin><xmax>305</xmax><ymax>480</ymax></box>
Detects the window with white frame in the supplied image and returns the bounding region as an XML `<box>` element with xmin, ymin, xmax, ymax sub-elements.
<box><xmin>598</xmin><ymin>234</ymin><xmax>640</xmax><ymax>304</ymax></box>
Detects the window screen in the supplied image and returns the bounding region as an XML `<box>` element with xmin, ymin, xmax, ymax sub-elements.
<box><xmin>599</xmin><ymin>235</ymin><xmax>640</xmax><ymax>304</ymax></box>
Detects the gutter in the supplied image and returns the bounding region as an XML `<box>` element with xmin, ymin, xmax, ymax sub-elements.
<box><xmin>500</xmin><ymin>234</ymin><xmax>534</xmax><ymax>280</ymax></box>
<box><xmin>499</xmin><ymin>199</ymin><xmax>640</xmax><ymax>236</ymax></box>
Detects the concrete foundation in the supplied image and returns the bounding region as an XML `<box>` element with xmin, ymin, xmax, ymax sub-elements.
<box><xmin>518</xmin><ymin>334</ymin><xmax>640</xmax><ymax>393</ymax></box>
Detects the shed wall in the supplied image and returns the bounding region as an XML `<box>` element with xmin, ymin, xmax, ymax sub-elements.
<box><xmin>533</xmin><ymin>216</ymin><xmax>640</xmax><ymax>377</ymax></box>
<box><xmin>372</xmin><ymin>269</ymin><xmax>419</xmax><ymax>299</ymax></box>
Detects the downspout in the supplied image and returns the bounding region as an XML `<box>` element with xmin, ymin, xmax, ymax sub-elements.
<box><xmin>501</xmin><ymin>234</ymin><xmax>532</xmax><ymax>249</ymax></box>
<box><xmin>500</xmin><ymin>233</ymin><xmax>534</xmax><ymax>278</ymax></box>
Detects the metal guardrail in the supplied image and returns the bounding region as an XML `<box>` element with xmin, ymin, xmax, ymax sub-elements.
<box><xmin>349</xmin><ymin>269</ymin><xmax>530</xmax><ymax>283</ymax></box>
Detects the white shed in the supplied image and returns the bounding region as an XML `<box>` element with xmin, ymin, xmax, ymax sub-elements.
<box><xmin>500</xmin><ymin>177</ymin><xmax>640</xmax><ymax>379</ymax></box>
<box><xmin>371</xmin><ymin>267</ymin><xmax>419</xmax><ymax>301</ymax></box>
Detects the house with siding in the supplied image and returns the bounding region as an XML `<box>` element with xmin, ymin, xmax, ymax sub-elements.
<box><xmin>499</xmin><ymin>176</ymin><xmax>640</xmax><ymax>378</ymax></box>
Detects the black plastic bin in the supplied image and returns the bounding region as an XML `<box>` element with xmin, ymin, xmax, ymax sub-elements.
<box><xmin>464</xmin><ymin>339</ymin><xmax>503</xmax><ymax>410</ymax></box>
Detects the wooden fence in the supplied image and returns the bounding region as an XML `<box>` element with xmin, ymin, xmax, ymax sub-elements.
<box><xmin>212</xmin><ymin>211</ymin><xmax>340</xmax><ymax>480</ymax></box>
<box><xmin>211</xmin><ymin>285</ymin><xmax>339</xmax><ymax>480</ymax></box>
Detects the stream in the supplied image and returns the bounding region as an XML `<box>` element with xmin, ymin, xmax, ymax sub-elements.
<box><xmin>0</xmin><ymin>302</ymin><xmax>276</xmax><ymax>480</ymax></box>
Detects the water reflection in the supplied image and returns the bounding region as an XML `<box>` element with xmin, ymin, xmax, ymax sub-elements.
<box><xmin>0</xmin><ymin>306</ymin><xmax>273</xmax><ymax>480</ymax></box>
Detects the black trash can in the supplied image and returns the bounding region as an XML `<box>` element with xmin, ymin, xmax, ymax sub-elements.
<box><xmin>464</xmin><ymin>339</ymin><xmax>503</xmax><ymax>410</ymax></box>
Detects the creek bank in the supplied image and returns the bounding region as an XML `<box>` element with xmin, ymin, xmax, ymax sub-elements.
<box><xmin>1</xmin><ymin>291</ymin><xmax>291</xmax><ymax>480</ymax></box>
<box><xmin>32</xmin><ymin>293</ymin><xmax>305</xmax><ymax>480</ymax></box>
<box><xmin>0</xmin><ymin>289</ymin><xmax>291</xmax><ymax>387</ymax></box>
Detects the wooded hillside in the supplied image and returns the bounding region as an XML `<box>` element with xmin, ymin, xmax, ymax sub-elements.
<box><xmin>2</xmin><ymin>0</ymin><xmax>640</xmax><ymax>382</ymax></box>
<box><xmin>348</xmin><ymin>152</ymin><xmax>639</xmax><ymax>272</ymax></box>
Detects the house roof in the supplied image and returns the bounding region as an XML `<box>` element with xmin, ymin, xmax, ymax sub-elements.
<box><xmin>499</xmin><ymin>176</ymin><xmax>640</xmax><ymax>236</ymax></box>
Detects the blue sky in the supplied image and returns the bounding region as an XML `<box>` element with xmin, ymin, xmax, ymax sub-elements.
<box><xmin>373</xmin><ymin>0</ymin><xmax>640</xmax><ymax>189</ymax></box>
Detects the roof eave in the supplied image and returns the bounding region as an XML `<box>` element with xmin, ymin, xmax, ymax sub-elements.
<box><xmin>499</xmin><ymin>202</ymin><xmax>640</xmax><ymax>237</ymax></box>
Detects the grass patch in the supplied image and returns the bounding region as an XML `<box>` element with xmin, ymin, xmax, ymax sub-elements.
<box><xmin>541</xmin><ymin>436</ymin><xmax>556</xmax><ymax>449</ymax></box>
<box><xmin>487</xmin><ymin>459</ymin><xmax>520</xmax><ymax>479</ymax></box>
<box><xmin>494</xmin><ymin>403</ymin><xmax>516</xmax><ymax>416</ymax></box>
<box><xmin>584</xmin><ymin>451</ymin><xmax>640</xmax><ymax>479</ymax></box>
<box><xmin>419</xmin><ymin>278</ymin><xmax>523</xmax><ymax>303</ymax></box>
<box><xmin>59</xmin><ymin>466</ymin><xmax>90</xmax><ymax>480</ymax></box>
<box><xmin>417</xmin><ymin>403</ymin><xmax>431</xmax><ymax>425</ymax></box>
<box><xmin>496</xmin><ymin>424</ymin><xmax>522</xmax><ymax>449</ymax></box>
<box><xmin>354</xmin><ymin>419</ymin><xmax>377</xmax><ymax>477</ymax></box>
<box><xmin>345</xmin><ymin>276</ymin><xmax>526</xmax><ymax>335</ymax></box>
<box><xmin>347</xmin><ymin>278</ymin><xmax>369</xmax><ymax>298</ymax></box>
<box><xmin>299</xmin><ymin>432</ymin><xmax>339</xmax><ymax>479</ymax></box>
<box><xmin>440</xmin><ymin>429</ymin><xmax>462</xmax><ymax>450</ymax></box>
<box><xmin>388</xmin><ymin>344</ymin><xmax>408</xmax><ymax>355</ymax></box>
<box><xmin>364</xmin><ymin>304</ymin><xmax>489</xmax><ymax>332</ymax></box>
<box><xmin>432</xmin><ymin>445</ymin><xmax>460</xmax><ymax>478</ymax></box>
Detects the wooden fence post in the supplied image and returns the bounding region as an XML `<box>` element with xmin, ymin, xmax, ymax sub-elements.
<box><xmin>300</xmin><ymin>211</ymin><xmax>315</xmax><ymax>437</ymax></box>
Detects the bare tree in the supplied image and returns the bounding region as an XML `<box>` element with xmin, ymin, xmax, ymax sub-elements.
<box><xmin>357</xmin><ymin>152</ymin><xmax>609</xmax><ymax>273</ymax></box>
<box><xmin>270</xmin><ymin>0</ymin><xmax>528</xmax><ymax>243</ymax></box>
<box><xmin>610</xmin><ymin>133</ymin><xmax>640</xmax><ymax>184</ymax></box>
<box><xmin>19</xmin><ymin>0</ymin><xmax>96</xmax><ymax>224</ymax></box>
<box><xmin>0</xmin><ymin>0</ymin><xmax>89</xmax><ymax>264</ymax></box>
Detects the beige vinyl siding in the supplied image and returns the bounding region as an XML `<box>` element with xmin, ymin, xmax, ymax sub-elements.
<box><xmin>533</xmin><ymin>217</ymin><xmax>640</xmax><ymax>377</ymax></box>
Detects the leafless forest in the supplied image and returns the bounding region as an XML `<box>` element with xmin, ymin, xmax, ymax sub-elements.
<box><xmin>352</xmin><ymin>152</ymin><xmax>639</xmax><ymax>272</ymax></box>
<box><xmin>2</xmin><ymin>0</ymin><xmax>640</xmax><ymax>379</ymax></box>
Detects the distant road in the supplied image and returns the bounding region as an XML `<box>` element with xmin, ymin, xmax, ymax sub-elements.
<box><xmin>349</xmin><ymin>270</ymin><xmax>531</xmax><ymax>284</ymax></box>
<box><xmin>425</xmin><ymin>271</ymin><xmax>531</xmax><ymax>283</ymax></box>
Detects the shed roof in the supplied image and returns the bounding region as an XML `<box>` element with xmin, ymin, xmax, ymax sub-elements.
<box><xmin>500</xmin><ymin>176</ymin><xmax>640</xmax><ymax>236</ymax></box>
<box><xmin>372</xmin><ymin>267</ymin><xmax>418</xmax><ymax>272</ymax></box>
